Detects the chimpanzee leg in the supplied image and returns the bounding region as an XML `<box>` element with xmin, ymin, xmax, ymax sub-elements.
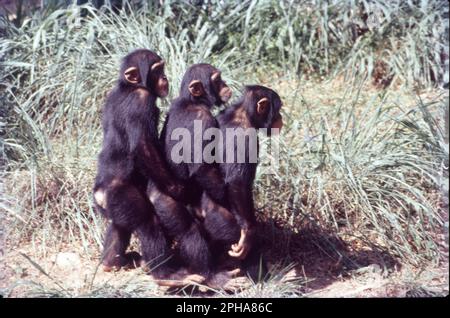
<box><xmin>136</xmin><ymin>211</ymin><xmax>208</xmax><ymax>287</ymax></box>
<box><xmin>148</xmin><ymin>182</ymin><xmax>212</xmax><ymax>277</ymax></box>
<box><xmin>202</xmin><ymin>193</ymin><xmax>240</xmax><ymax>248</ymax></box>
<box><xmin>102</xmin><ymin>223</ymin><xmax>132</xmax><ymax>270</ymax></box>
<box><xmin>240</xmin><ymin>243</ymin><xmax>268</xmax><ymax>282</ymax></box>
<box><xmin>178</xmin><ymin>221</ymin><xmax>211</xmax><ymax>277</ymax></box>
<box><xmin>103</xmin><ymin>182</ymin><xmax>173</xmax><ymax>276</ymax></box>
<box><xmin>135</xmin><ymin>216</ymin><xmax>175</xmax><ymax>279</ymax></box>
<box><xmin>201</xmin><ymin>193</ymin><xmax>267</xmax><ymax>281</ymax></box>
<box><xmin>206</xmin><ymin>213</ymin><xmax>267</xmax><ymax>281</ymax></box>
<box><xmin>193</xmin><ymin>165</ymin><xmax>228</xmax><ymax>208</ymax></box>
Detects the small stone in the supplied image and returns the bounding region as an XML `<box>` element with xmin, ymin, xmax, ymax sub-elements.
<box><xmin>55</xmin><ymin>252</ymin><xmax>81</xmax><ymax>269</ymax></box>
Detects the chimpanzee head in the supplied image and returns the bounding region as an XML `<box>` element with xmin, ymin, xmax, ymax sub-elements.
<box><xmin>119</xmin><ymin>49</ymin><xmax>169</xmax><ymax>97</ymax></box>
<box><xmin>242</xmin><ymin>85</ymin><xmax>283</xmax><ymax>135</ymax></box>
<box><xmin>179</xmin><ymin>63</ymin><xmax>232</xmax><ymax>107</ymax></box>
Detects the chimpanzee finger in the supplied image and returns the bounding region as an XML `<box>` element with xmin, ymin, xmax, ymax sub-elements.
<box><xmin>228</xmin><ymin>248</ymin><xmax>246</xmax><ymax>259</ymax></box>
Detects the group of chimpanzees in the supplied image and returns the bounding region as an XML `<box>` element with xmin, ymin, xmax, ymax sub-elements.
<box><xmin>93</xmin><ymin>49</ymin><xmax>283</xmax><ymax>288</ymax></box>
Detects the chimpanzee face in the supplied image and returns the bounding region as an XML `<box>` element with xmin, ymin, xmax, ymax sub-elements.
<box><xmin>182</xmin><ymin>64</ymin><xmax>232</xmax><ymax>106</ymax></box>
<box><xmin>246</xmin><ymin>85</ymin><xmax>283</xmax><ymax>135</ymax></box>
<box><xmin>210</xmin><ymin>70</ymin><xmax>232</xmax><ymax>103</ymax></box>
<box><xmin>121</xmin><ymin>49</ymin><xmax>169</xmax><ymax>98</ymax></box>
<box><xmin>266</xmin><ymin>95</ymin><xmax>283</xmax><ymax>134</ymax></box>
<box><xmin>148</xmin><ymin>61</ymin><xmax>169</xmax><ymax>98</ymax></box>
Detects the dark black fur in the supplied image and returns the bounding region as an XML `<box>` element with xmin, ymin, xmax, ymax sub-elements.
<box><xmin>147</xmin><ymin>64</ymin><xmax>232</xmax><ymax>277</ymax></box>
<box><xmin>93</xmin><ymin>49</ymin><xmax>182</xmax><ymax>278</ymax></box>
<box><xmin>163</xmin><ymin>63</ymin><xmax>230</xmax><ymax>206</ymax></box>
<box><xmin>147</xmin><ymin>180</ymin><xmax>211</xmax><ymax>276</ymax></box>
<box><xmin>201</xmin><ymin>85</ymin><xmax>283</xmax><ymax>281</ymax></box>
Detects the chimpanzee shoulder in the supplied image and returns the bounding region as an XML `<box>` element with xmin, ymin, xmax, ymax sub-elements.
<box><xmin>167</xmin><ymin>96</ymin><xmax>218</xmax><ymax>130</ymax></box>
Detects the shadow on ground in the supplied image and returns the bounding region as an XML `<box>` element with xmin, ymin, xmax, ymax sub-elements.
<box><xmin>258</xmin><ymin>219</ymin><xmax>400</xmax><ymax>294</ymax></box>
<box><xmin>166</xmin><ymin>218</ymin><xmax>400</xmax><ymax>296</ymax></box>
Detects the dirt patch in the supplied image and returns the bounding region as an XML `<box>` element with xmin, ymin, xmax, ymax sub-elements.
<box><xmin>1</xmin><ymin>219</ymin><xmax>448</xmax><ymax>297</ymax></box>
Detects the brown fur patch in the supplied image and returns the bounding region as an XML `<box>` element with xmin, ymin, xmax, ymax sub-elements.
<box><xmin>111</xmin><ymin>178</ymin><xmax>123</xmax><ymax>187</ymax></box>
<box><xmin>202</xmin><ymin>195</ymin><xmax>234</xmax><ymax>221</ymax></box>
<box><xmin>219</xmin><ymin>207</ymin><xmax>234</xmax><ymax>222</ymax></box>
<box><xmin>159</xmin><ymin>193</ymin><xmax>178</xmax><ymax>211</ymax></box>
<box><xmin>189</xmin><ymin>105</ymin><xmax>210</xmax><ymax>120</ymax></box>
<box><xmin>232</xmin><ymin>106</ymin><xmax>250</xmax><ymax>128</ymax></box>
<box><xmin>271</xmin><ymin>115</ymin><xmax>283</xmax><ymax>134</ymax></box>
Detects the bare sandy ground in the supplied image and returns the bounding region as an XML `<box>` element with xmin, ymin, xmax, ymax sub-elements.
<box><xmin>1</xmin><ymin>239</ymin><xmax>447</xmax><ymax>298</ymax></box>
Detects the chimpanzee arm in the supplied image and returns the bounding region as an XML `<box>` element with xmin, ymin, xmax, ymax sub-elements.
<box><xmin>139</xmin><ymin>139</ymin><xmax>185</xmax><ymax>200</ymax></box>
<box><xmin>222</xmin><ymin>160</ymin><xmax>259</xmax><ymax>259</ymax></box>
<box><xmin>227</xmin><ymin>179</ymin><xmax>257</xmax><ymax>231</ymax></box>
<box><xmin>193</xmin><ymin>164</ymin><xmax>228</xmax><ymax>208</ymax></box>
<box><xmin>125</xmin><ymin>92</ymin><xmax>185</xmax><ymax>201</ymax></box>
<box><xmin>226</xmin><ymin>178</ymin><xmax>257</xmax><ymax>259</ymax></box>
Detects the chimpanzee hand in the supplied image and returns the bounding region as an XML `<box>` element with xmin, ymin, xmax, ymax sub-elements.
<box><xmin>228</xmin><ymin>227</ymin><xmax>255</xmax><ymax>260</ymax></box>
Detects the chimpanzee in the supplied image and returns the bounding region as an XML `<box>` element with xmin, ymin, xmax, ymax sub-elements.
<box><xmin>147</xmin><ymin>63</ymin><xmax>232</xmax><ymax>280</ymax></box>
<box><xmin>92</xmin><ymin>49</ymin><xmax>202</xmax><ymax>286</ymax></box>
<box><xmin>200</xmin><ymin>85</ymin><xmax>283</xmax><ymax>281</ymax></box>
<box><xmin>161</xmin><ymin>63</ymin><xmax>232</xmax><ymax>207</ymax></box>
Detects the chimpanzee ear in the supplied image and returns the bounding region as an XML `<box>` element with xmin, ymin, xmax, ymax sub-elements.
<box><xmin>151</xmin><ymin>60</ymin><xmax>164</xmax><ymax>72</ymax></box>
<box><xmin>211</xmin><ymin>71</ymin><xmax>221</xmax><ymax>81</ymax></box>
<box><xmin>188</xmin><ymin>80</ymin><xmax>204</xmax><ymax>97</ymax></box>
<box><xmin>256</xmin><ymin>97</ymin><xmax>270</xmax><ymax>115</ymax></box>
<box><xmin>124</xmin><ymin>67</ymin><xmax>140</xmax><ymax>84</ymax></box>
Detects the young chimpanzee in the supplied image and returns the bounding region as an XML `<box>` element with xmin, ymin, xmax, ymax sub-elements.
<box><xmin>162</xmin><ymin>63</ymin><xmax>232</xmax><ymax>206</ymax></box>
<box><xmin>93</xmin><ymin>49</ymin><xmax>202</xmax><ymax>286</ymax></box>
<box><xmin>147</xmin><ymin>64</ymin><xmax>233</xmax><ymax>280</ymax></box>
<box><xmin>200</xmin><ymin>85</ymin><xmax>283</xmax><ymax>281</ymax></box>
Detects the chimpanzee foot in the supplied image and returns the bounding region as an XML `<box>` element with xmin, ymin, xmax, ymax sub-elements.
<box><xmin>206</xmin><ymin>269</ymin><xmax>251</xmax><ymax>292</ymax></box>
<box><xmin>122</xmin><ymin>251</ymin><xmax>142</xmax><ymax>270</ymax></box>
<box><xmin>205</xmin><ymin>268</ymin><xmax>244</xmax><ymax>290</ymax></box>
<box><xmin>180</xmin><ymin>274</ymin><xmax>207</xmax><ymax>285</ymax></box>
<box><xmin>222</xmin><ymin>276</ymin><xmax>252</xmax><ymax>292</ymax></box>
<box><xmin>102</xmin><ymin>251</ymin><xmax>142</xmax><ymax>272</ymax></box>
<box><xmin>151</xmin><ymin>269</ymin><xmax>206</xmax><ymax>288</ymax></box>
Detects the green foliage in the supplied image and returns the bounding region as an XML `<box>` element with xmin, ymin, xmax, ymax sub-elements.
<box><xmin>140</xmin><ymin>0</ymin><xmax>449</xmax><ymax>84</ymax></box>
